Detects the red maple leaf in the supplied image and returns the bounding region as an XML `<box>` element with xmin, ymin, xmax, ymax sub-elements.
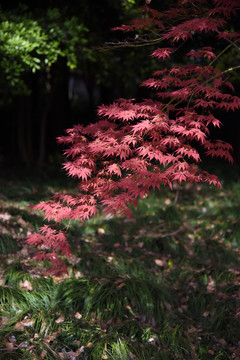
<box><xmin>152</xmin><ymin>48</ymin><xmax>173</xmax><ymax>60</ymax></box>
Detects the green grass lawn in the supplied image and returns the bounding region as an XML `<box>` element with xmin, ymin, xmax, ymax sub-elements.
<box><xmin>0</xmin><ymin>162</ymin><xmax>239</xmax><ymax>359</ymax></box>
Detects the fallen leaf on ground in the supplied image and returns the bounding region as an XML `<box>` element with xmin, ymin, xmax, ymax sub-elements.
<box><xmin>98</xmin><ymin>228</ymin><xmax>105</xmax><ymax>234</ymax></box>
<box><xmin>55</xmin><ymin>316</ymin><xmax>65</xmax><ymax>324</ymax></box>
<box><xmin>0</xmin><ymin>316</ymin><xmax>8</xmax><ymax>328</ymax></box>
<box><xmin>155</xmin><ymin>259</ymin><xmax>164</xmax><ymax>266</ymax></box>
<box><xmin>207</xmin><ymin>276</ymin><xmax>215</xmax><ymax>292</ymax></box>
<box><xmin>19</xmin><ymin>280</ymin><xmax>33</xmax><ymax>291</ymax></box>
<box><xmin>74</xmin><ymin>312</ymin><xmax>82</xmax><ymax>319</ymax></box>
<box><xmin>3</xmin><ymin>341</ymin><xmax>15</xmax><ymax>350</ymax></box>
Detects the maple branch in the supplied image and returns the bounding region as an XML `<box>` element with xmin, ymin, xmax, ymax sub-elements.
<box><xmin>216</xmin><ymin>30</ymin><xmax>240</xmax><ymax>52</ymax></box>
<box><xmin>97</xmin><ymin>4</ymin><xmax>207</xmax><ymax>52</ymax></box>
<box><xmin>209</xmin><ymin>44</ymin><xmax>232</xmax><ymax>67</ymax></box>
<box><xmin>184</xmin><ymin>44</ymin><xmax>234</xmax><ymax>108</ymax></box>
<box><xmin>162</xmin><ymin>97</ymin><xmax>178</xmax><ymax>112</ymax></box>
<box><xmin>97</xmin><ymin>37</ymin><xmax>163</xmax><ymax>52</ymax></box>
<box><xmin>222</xmin><ymin>65</ymin><xmax>240</xmax><ymax>74</ymax></box>
<box><xmin>158</xmin><ymin>43</ymin><xmax>237</xmax><ymax>112</ymax></box>
<box><xmin>203</xmin><ymin>65</ymin><xmax>240</xmax><ymax>89</ymax></box>
<box><xmin>27</xmin><ymin>0</ymin><xmax>240</xmax><ymax>275</ymax></box>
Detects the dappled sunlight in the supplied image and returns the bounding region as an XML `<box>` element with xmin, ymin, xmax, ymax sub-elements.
<box><xmin>0</xmin><ymin>164</ymin><xmax>239</xmax><ymax>359</ymax></box>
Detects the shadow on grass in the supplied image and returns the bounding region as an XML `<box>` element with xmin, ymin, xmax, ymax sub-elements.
<box><xmin>0</xmin><ymin>163</ymin><xmax>240</xmax><ymax>359</ymax></box>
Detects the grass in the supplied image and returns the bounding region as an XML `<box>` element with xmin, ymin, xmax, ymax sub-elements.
<box><xmin>0</xmin><ymin>161</ymin><xmax>239</xmax><ymax>359</ymax></box>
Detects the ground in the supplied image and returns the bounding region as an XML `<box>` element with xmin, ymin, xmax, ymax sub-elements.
<box><xmin>0</xmin><ymin>162</ymin><xmax>239</xmax><ymax>359</ymax></box>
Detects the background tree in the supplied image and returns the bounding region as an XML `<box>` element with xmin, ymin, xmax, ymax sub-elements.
<box><xmin>0</xmin><ymin>5</ymin><xmax>87</xmax><ymax>165</ymax></box>
<box><xmin>0</xmin><ymin>0</ymin><xmax>153</xmax><ymax>166</ymax></box>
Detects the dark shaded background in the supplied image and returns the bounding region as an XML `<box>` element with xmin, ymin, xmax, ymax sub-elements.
<box><xmin>0</xmin><ymin>0</ymin><xmax>239</xmax><ymax>169</ymax></box>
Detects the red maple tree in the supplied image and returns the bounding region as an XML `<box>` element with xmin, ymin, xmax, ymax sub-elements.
<box><xmin>27</xmin><ymin>0</ymin><xmax>240</xmax><ymax>275</ymax></box>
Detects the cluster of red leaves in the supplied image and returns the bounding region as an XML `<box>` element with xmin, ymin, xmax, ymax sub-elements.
<box><xmin>27</xmin><ymin>0</ymin><xmax>240</xmax><ymax>274</ymax></box>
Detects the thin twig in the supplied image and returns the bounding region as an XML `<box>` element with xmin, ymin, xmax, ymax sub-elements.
<box><xmin>135</xmin><ymin>225</ymin><xmax>185</xmax><ymax>239</ymax></box>
<box><xmin>216</xmin><ymin>30</ymin><xmax>240</xmax><ymax>51</ymax></box>
<box><xmin>174</xmin><ymin>190</ymin><xmax>179</xmax><ymax>205</ymax></box>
